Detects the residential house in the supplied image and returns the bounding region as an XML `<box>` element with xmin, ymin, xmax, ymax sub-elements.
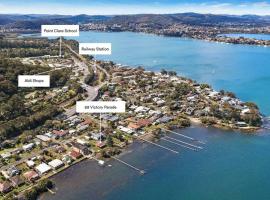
<box><xmin>0</xmin><ymin>181</ymin><xmax>12</xmax><ymax>193</ymax></box>
<box><xmin>48</xmin><ymin>159</ymin><xmax>64</xmax><ymax>170</ymax></box>
<box><xmin>26</xmin><ymin>160</ymin><xmax>35</xmax><ymax>168</ymax></box>
<box><xmin>22</xmin><ymin>143</ymin><xmax>35</xmax><ymax>151</ymax></box>
<box><xmin>35</xmin><ymin>163</ymin><xmax>52</xmax><ymax>175</ymax></box>
<box><xmin>62</xmin><ymin>155</ymin><xmax>73</xmax><ymax>164</ymax></box>
<box><xmin>52</xmin><ymin>130</ymin><xmax>68</xmax><ymax>138</ymax></box>
<box><xmin>70</xmin><ymin>141</ymin><xmax>90</xmax><ymax>155</ymax></box>
<box><xmin>91</xmin><ymin>132</ymin><xmax>105</xmax><ymax>141</ymax></box>
<box><xmin>23</xmin><ymin>170</ymin><xmax>39</xmax><ymax>182</ymax></box>
<box><xmin>128</xmin><ymin>123</ymin><xmax>141</xmax><ymax>130</ymax></box>
<box><xmin>9</xmin><ymin>175</ymin><xmax>24</xmax><ymax>187</ymax></box>
<box><xmin>69</xmin><ymin>150</ymin><xmax>82</xmax><ymax>160</ymax></box>
<box><xmin>2</xmin><ymin>166</ymin><xmax>20</xmax><ymax>179</ymax></box>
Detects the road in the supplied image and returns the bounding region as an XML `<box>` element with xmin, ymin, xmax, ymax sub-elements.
<box><xmin>63</xmin><ymin>43</ymin><xmax>109</xmax><ymax>118</ymax></box>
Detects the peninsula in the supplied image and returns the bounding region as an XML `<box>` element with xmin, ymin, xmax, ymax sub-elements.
<box><xmin>0</xmin><ymin>33</ymin><xmax>262</xmax><ymax>199</ymax></box>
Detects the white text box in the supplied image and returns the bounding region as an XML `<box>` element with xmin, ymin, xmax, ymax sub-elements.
<box><xmin>41</xmin><ymin>25</ymin><xmax>79</xmax><ymax>37</ymax></box>
<box><xmin>79</xmin><ymin>43</ymin><xmax>111</xmax><ymax>55</ymax></box>
<box><xmin>76</xmin><ymin>101</ymin><xmax>125</xmax><ymax>113</ymax></box>
<box><xmin>18</xmin><ymin>75</ymin><xmax>50</xmax><ymax>87</ymax></box>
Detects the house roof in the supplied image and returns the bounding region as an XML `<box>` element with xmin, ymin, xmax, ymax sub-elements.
<box><xmin>69</xmin><ymin>150</ymin><xmax>82</xmax><ymax>159</ymax></box>
<box><xmin>0</xmin><ymin>181</ymin><xmax>12</xmax><ymax>193</ymax></box>
<box><xmin>128</xmin><ymin>123</ymin><xmax>141</xmax><ymax>130</ymax></box>
<box><xmin>23</xmin><ymin>170</ymin><xmax>39</xmax><ymax>181</ymax></box>
<box><xmin>35</xmin><ymin>163</ymin><xmax>51</xmax><ymax>174</ymax></box>
<box><xmin>10</xmin><ymin>175</ymin><xmax>24</xmax><ymax>187</ymax></box>
<box><xmin>52</xmin><ymin>130</ymin><xmax>68</xmax><ymax>137</ymax></box>
<box><xmin>137</xmin><ymin>119</ymin><xmax>152</xmax><ymax>127</ymax></box>
<box><xmin>48</xmin><ymin>159</ymin><xmax>64</xmax><ymax>168</ymax></box>
<box><xmin>26</xmin><ymin>160</ymin><xmax>35</xmax><ymax>167</ymax></box>
<box><xmin>96</xmin><ymin>141</ymin><xmax>106</xmax><ymax>148</ymax></box>
<box><xmin>81</xmin><ymin>118</ymin><xmax>93</xmax><ymax>126</ymax></box>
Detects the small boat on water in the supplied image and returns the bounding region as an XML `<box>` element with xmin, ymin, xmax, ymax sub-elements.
<box><xmin>98</xmin><ymin>160</ymin><xmax>105</xmax><ymax>166</ymax></box>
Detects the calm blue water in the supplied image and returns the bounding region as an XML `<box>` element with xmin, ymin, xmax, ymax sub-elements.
<box><xmin>221</xmin><ymin>33</ymin><xmax>270</xmax><ymax>40</ymax></box>
<box><xmin>41</xmin><ymin>31</ymin><xmax>270</xmax><ymax>200</ymax></box>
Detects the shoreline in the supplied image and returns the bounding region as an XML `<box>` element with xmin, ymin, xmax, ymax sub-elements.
<box><xmin>0</xmin><ymin>31</ymin><xmax>264</xmax><ymax>199</ymax></box>
<box><xmin>9</xmin><ymin>29</ymin><xmax>270</xmax><ymax>49</ymax></box>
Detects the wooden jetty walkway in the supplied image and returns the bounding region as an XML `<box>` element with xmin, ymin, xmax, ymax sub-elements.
<box><xmin>161</xmin><ymin>128</ymin><xmax>206</xmax><ymax>145</ymax></box>
<box><xmin>164</xmin><ymin>136</ymin><xmax>203</xmax><ymax>150</ymax></box>
<box><xmin>161</xmin><ymin>138</ymin><xmax>197</xmax><ymax>151</ymax></box>
<box><xmin>138</xmin><ymin>137</ymin><xmax>179</xmax><ymax>154</ymax></box>
<box><xmin>111</xmin><ymin>156</ymin><xmax>145</xmax><ymax>175</ymax></box>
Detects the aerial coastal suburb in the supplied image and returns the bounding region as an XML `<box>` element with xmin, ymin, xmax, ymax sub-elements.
<box><xmin>0</xmin><ymin>0</ymin><xmax>270</xmax><ymax>200</ymax></box>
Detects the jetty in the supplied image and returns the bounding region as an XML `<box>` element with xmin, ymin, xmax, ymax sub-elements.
<box><xmin>137</xmin><ymin>137</ymin><xmax>179</xmax><ymax>154</ymax></box>
<box><xmin>111</xmin><ymin>156</ymin><xmax>145</xmax><ymax>175</ymax></box>
<box><xmin>164</xmin><ymin>136</ymin><xmax>203</xmax><ymax>150</ymax></box>
<box><xmin>161</xmin><ymin>128</ymin><xmax>206</xmax><ymax>145</ymax></box>
<box><xmin>161</xmin><ymin>137</ymin><xmax>197</xmax><ymax>151</ymax></box>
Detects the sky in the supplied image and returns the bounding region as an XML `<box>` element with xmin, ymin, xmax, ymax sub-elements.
<box><xmin>1</xmin><ymin>0</ymin><xmax>270</xmax><ymax>16</ymax></box>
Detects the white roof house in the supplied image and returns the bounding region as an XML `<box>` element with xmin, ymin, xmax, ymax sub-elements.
<box><xmin>48</xmin><ymin>159</ymin><xmax>64</xmax><ymax>169</ymax></box>
<box><xmin>22</xmin><ymin>143</ymin><xmax>34</xmax><ymax>151</ymax></box>
<box><xmin>36</xmin><ymin>135</ymin><xmax>51</xmax><ymax>142</ymax></box>
<box><xmin>35</xmin><ymin>163</ymin><xmax>51</xmax><ymax>175</ymax></box>
<box><xmin>117</xmin><ymin>126</ymin><xmax>134</xmax><ymax>134</ymax></box>
<box><xmin>26</xmin><ymin>160</ymin><xmax>35</xmax><ymax>168</ymax></box>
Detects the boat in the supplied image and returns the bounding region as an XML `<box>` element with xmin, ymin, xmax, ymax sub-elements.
<box><xmin>98</xmin><ymin>160</ymin><xmax>105</xmax><ymax>166</ymax></box>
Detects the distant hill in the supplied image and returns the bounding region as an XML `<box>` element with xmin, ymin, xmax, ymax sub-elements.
<box><xmin>1</xmin><ymin>13</ymin><xmax>270</xmax><ymax>29</ymax></box>
<box><xmin>104</xmin><ymin>13</ymin><xmax>270</xmax><ymax>26</ymax></box>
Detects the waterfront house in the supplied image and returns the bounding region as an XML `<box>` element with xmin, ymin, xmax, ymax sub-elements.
<box><xmin>35</xmin><ymin>163</ymin><xmax>52</xmax><ymax>175</ymax></box>
<box><xmin>70</xmin><ymin>141</ymin><xmax>90</xmax><ymax>155</ymax></box>
<box><xmin>0</xmin><ymin>181</ymin><xmax>12</xmax><ymax>193</ymax></box>
<box><xmin>241</xmin><ymin>108</ymin><xmax>251</xmax><ymax>115</ymax></box>
<box><xmin>23</xmin><ymin>170</ymin><xmax>39</xmax><ymax>182</ymax></box>
<box><xmin>236</xmin><ymin>121</ymin><xmax>247</xmax><ymax>127</ymax></box>
<box><xmin>62</xmin><ymin>155</ymin><xmax>73</xmax><ymax>164</ymax></box>
<box><xmin>48</xmin><ymin>159</ymin><xmax>64</xmax><ymax>170</ymax></box>
<box><xmin>69</xmin><ymin>150</ymin><xmax>82</xmax><ymax>160</ymax></box>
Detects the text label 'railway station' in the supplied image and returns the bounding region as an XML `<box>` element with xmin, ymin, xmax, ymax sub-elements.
<box><xmin>79</xmin><ymin>43</ymin><xmax>112</xmax><ymax>55</ymax></box>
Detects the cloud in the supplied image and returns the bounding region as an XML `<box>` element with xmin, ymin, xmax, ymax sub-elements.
<box><xmin>252</xmin><ymin>1</ymin><xmax>270</xmax><ymax>7</ymax></box>
<box><xmin>210</xmin><ymin>3</ymin><xmax>232</xmax><ymax>8</ymax></box>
